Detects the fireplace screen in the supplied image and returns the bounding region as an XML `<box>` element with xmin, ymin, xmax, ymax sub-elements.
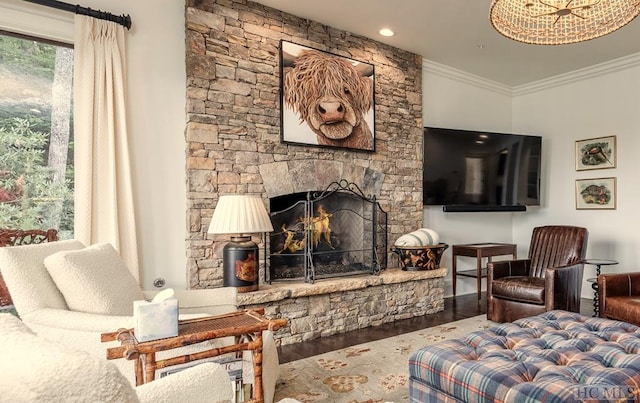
<box><xmin>267</xmin><ymin>180</ymin><xmax>387</xmax><ymax>283</ymax></box>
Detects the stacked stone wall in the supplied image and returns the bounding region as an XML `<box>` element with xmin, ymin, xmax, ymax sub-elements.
<box><xmin>238</xmin><ymin>269</ymin><xmax>446</xmax><ymax>345</ymax></box>
<box><xmin>185</xmin><ymin>0</ymin><xmax>423</xmax><ymax>289</ymax></box>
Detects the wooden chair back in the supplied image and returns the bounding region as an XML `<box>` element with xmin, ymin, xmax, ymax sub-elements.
<box><xmin>0</xmin><ymin>229</ymin><xmax>58</xmax><ymax>307</ymax></box>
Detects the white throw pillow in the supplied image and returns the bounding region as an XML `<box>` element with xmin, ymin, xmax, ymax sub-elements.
<box><xmin>44</xmin><ymin>243</ymin><xmax>145</xmax><ymax>316</ymax></box>
<box><xmin>0</xmin><ymin>239</ymin><xmax>85</xmax><ymax>315</ymax></box>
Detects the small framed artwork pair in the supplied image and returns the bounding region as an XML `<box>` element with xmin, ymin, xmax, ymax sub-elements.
<box><xmin>574</xmin><ymin>136</ymin><xmax>617</xmax><ymax>210</ymax></box>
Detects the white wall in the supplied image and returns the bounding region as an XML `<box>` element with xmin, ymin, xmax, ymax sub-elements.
<box><xmin>512</xmin><ymin>59</ymin><xmax>640</xmax><ymax>298</ymax></box>
<box><xmin>423</xmin><ymin>55</ymin><xmax>640</xmax><ymax>301</ymax></box>
<box><xmin>76</xmin><ymin>0</ymin><xmax>188</xmax><ymax>289</ymax></box>
<box><xmin>422</xmin><ymin>61</ymin><xmax>515</xmax><ymax>297</ymax></box>
<box><xmin>1</xmin><ymin>0</ymin><xmax>188</xmax><ymax>289</ymax></box>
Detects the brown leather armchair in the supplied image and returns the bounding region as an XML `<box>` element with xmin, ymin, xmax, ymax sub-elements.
<box><xmin>487</xmin><ymin>225</ymin><xmax>588</xmax><ymax>323</ymax></box>
<box><xmin>598</xmin><ymin>273</ymin><xmax>640</xmax><ymax>326</ymax></box>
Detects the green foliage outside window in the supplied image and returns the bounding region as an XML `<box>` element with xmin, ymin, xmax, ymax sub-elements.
<box><xmin>0</xmin><ymin>35</ymin><xmax>56</xmax><ymax>79</ymax></box>
<box><xmin>0</xmin><ymin>118</ymin><xmax>73</xmax><ymax>238</ymax></box>
<box><xmin>0</xmin><ymin>34</ymin><xmax>74</xmax><ymax>239</ymax></box>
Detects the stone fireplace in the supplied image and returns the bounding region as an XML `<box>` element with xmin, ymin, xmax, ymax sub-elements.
<box><xmin>268</xmin><ymin>180</ymin><xmax>387</xmax><ymax>283</ymax></box>
<box><xmin>185</xmin><ymin>1</ymin><xmax>424</xmax><ymax>290</ymax></box>
<box><xmin>183</xmin><ymin>1</ymin><xmax>435</xmax><ymax>344</ymax></box>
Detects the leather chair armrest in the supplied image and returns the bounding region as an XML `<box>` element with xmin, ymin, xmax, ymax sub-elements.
<box><xmin>598</xmin><ymin>273</ymin><xmax>640</xmax><ymax>317</ymax></box>
<box><xmin>598</xmin><ymin>273</ymin><xmax>640</xmax><ymax>297</ymax></box>
<box><xmin>487</xmin><ymin>259</ymin><xmax>531</xmax><ymax>280</ymax></box>
<box><xmin>487</xmin><ymin>259</ymin><xmax>531</xmax><ymax>321</ymax></box>
<box><xmin>544</xmin><ymin>262</ymin><xmax>584</xmax><ymax>312</ymax></box>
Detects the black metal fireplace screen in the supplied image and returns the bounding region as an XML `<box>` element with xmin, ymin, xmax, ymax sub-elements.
<box><xmin>267</xmin><ymin>180</ymin><xmax>387</xmax><ymax>283</ymax></box>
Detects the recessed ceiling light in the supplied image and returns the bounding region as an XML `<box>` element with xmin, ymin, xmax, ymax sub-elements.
<box><xmin>379</xmin><ymin>28</ymin><xmax>394</xmax><ymax>37</ymax></box>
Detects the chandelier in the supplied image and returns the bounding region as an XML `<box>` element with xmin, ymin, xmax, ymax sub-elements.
<box><xmin>489</xmin><ymin>0</ymin><xmax>640</xmax><ymax>45</ymax></box>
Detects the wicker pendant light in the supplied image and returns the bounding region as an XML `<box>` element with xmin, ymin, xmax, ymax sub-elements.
<box><xmin>490</xmin><ymin>0</ymin><xmax>640</xmax><ymax>45</ymax></box>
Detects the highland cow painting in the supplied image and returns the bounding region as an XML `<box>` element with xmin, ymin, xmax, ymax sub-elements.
<box><xmin>280</xmin><ymin>40</ymin><xmax>375</xmax><ymax>152</ymax></box>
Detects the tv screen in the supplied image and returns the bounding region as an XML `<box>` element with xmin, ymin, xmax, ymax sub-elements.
<box><xmin>423</xmin><ymin>127</ymin><xmax>541</xmax><ymax>208</ymax></box>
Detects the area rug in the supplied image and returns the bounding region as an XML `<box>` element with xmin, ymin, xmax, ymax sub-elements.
<box><xmin>274</xmin><ymin>314</ymin><xmax>491</xmax><ymax>403</ymax></box>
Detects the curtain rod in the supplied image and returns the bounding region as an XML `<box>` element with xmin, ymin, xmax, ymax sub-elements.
<box><xmin>23</xmin><ymin>0</ymin><xmax>132</xmax><ymax>30</ymax></box>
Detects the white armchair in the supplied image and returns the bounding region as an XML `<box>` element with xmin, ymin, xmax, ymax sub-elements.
<box><xmin>0</xmin><ymin>240</ymin><xmax>280</xmax><ymax>403</ymax></box>
<box><xmin>0</xmin><ymin>312</ymin><xmax>234</xmax><ymax>403</ymax></box>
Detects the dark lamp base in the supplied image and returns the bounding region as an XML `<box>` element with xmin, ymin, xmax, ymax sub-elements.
<box><xmin>223</xmin><ymin>237</ymin><xmax>259</xmax><ymax>292</ymax></box>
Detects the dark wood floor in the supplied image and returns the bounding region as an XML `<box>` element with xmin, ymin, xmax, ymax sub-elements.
<box><xmin>277</xmin><ymin>293</ymin><xmax>594</xmax><ymax>363</ymax></box>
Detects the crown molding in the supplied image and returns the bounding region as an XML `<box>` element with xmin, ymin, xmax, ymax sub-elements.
<box><xmin>0</xmin><ymin>0</ymin><xmax>73</xmax><ymax>44</ymax></box>
<box><xmin>424</xmin><ymin>51</ymin><xmax>640</xmax><ymax>98</ymax></box>
<box><xmin>513</xmin><ymin>51</ymin><xmax>640</xmax><ymax>96</ymax></box>
<box><xmin>422</xmin><ymin>59</ymin><xmax>512</xmax><ymax>96</ymax></box>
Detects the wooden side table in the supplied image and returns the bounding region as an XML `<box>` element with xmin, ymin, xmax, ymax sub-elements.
<box><xmin>102</xmin><ymin>308</ymin><xmax>287</xmax><ymax>403</ymax></box>
<box><xmin>452</xmin><ymin>243</ymin><xmax>517</xmax><ymax>300</ymax></box>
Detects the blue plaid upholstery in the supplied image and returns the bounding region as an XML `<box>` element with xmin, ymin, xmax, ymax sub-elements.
<box><xmin>409</xmin><ymin>310</ymin><xmax>640</xmax><ymax>403</ymax></box>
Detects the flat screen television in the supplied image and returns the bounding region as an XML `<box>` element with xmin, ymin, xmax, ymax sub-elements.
<box><xmin>423</xmin><ymin>127</ymin><xmax>542</xmax><ymax>211</ymax></box>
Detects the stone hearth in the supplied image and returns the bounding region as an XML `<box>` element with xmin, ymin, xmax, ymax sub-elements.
<box><xmin>238</xmin><ymin>268</ymin><xmax>447</xmax><ymax>346</ymax></box>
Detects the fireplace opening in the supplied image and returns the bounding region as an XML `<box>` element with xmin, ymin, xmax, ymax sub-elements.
<box><xmin>267</xmin><ymin>180</ymin><xmax>387</xmax><ymax>283</ymax></box>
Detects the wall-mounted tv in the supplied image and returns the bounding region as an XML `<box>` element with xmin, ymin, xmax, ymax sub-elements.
<box><xmin>423</xmin><ymin>127</ymin><xmax>542</xmax><ymax>212</ymax></box>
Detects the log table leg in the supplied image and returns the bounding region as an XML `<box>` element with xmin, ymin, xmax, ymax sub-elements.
<box><xmin>141</xmin><ymin>353</ymin><xmax>157</xmax><ymax>385</ymax></box>
<box><xmin>251</xmin><ymin>333</ymin><xmax>264</xmax><ymax>402</ymax></box>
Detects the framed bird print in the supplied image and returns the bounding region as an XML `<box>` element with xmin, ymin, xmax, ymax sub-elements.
<box><xmin>575</xmin><ymin>135</ymin><xmax>616</xmax><ymax>171</ymax></box>
<box><xmin>575</xmin><ymin>177</ymin><xmax>616</xmax><ymax>210</ymax></box>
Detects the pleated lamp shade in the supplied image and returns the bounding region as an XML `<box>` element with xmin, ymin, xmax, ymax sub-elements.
<box><xmin>207</xmin><ymin>194</ymin><xmax>274</xmax><ymax>235</ymax></box>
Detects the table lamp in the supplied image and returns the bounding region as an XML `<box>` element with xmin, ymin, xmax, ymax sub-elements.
<box><xmin>207</xmin><ymin>194</ymin><xmax>274</xmax><ymax>292</ymax></box>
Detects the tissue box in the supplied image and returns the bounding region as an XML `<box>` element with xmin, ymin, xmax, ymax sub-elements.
<box><xmin>133</xmin><ymin>298</ymin><xmax>178</xmax><ymax>342</ymax></box>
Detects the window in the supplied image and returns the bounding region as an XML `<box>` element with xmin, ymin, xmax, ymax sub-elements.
<box><xmin>0</xmin><ymin>33</ymin><xmax>74</xmax><ymax>238</ymax></box>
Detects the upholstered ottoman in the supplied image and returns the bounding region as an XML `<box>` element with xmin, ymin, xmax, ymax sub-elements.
<box><xmin>409</xmin><ymin>310</ymin><xmax>640</xmax><ymax>402</ymax></box>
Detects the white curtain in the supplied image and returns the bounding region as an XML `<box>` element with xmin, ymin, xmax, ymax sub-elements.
<box><xmin>73</xmin><ymin>15</ymin><xmax>139</xmax><ymax>281</ymax></box>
